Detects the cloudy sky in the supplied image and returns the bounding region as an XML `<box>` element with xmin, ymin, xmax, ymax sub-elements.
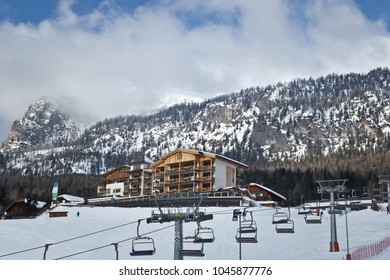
<box><xmin>0</xmin><ymin>0</ymin><xmax>390</xmax><ymax>142</ymax></box>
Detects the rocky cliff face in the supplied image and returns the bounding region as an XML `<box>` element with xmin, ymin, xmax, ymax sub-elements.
<box><xmin>4</xmin><ymin>99</ymin><xmax>82</xmax><ymax>151</ymax></box>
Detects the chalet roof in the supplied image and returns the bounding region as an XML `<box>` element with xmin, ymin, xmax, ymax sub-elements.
<box><xmin>58</xmin><ymin>194</ymin><xmax>84</xmax><ymax>202</ymax></box>
<box><xmin>248</xmin><ymin>183</ymin><xmax>287</xmax><ymax>201</ymax></box>
<box><xmin>90</xmin><ymin>178</ymin><xmax>110</xmax><ymax>189</ymax></box>
<box><xmin>152</xmin><ymin>148</ymin><xmax>248</xmax><ymax>168</ymax></box>
<box><xmin>102</xmin><ymin>165</ymin><xmax>131</xmax><ymax>177</ymax></box>
<box><xmin>3</xmin><ymin>198</ymin><xmax>46</xmax><ymax>213</ymax></box>
<box><xmin>130</xmin><ymin>155</ymin><xmax>154</xmax><ymax>165</ymax></box>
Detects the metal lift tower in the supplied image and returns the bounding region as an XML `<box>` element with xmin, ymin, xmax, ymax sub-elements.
<box><xmin>316</xmin><ymin>179</ymin><xmax>348</xmax><ymax>252</ymax></box>
<box><xmin>378</xmin><ymin>175</ymin><xmax>390</xmax><ymax>211</ymax></box>
<box><xmin>147</xmin><ymin>198</ymin><xmax>213</xmax><ymax>260</ymax></box>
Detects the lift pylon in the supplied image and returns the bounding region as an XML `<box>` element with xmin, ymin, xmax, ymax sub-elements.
<box><xmin>316</xmin><ymin>179</ymin><xmax>348</xmax><ymax>252</ymax></box>
<box><xmin>146</xmin><ymin>197</ymin><xmax>213</xmax><ymax>260</ymax></box>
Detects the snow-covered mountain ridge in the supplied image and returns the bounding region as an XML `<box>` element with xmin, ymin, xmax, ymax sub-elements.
<box><xmin>1</xmin><ymin>67</ymin><xmax>390</xmax><ymax>176</ymax></box>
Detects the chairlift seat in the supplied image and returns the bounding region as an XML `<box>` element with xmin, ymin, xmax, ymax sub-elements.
<box><xmin>193</xmin><ymin>237</ymin><xmax>214</xmax><ymax>243</ymax></box>
<box><xmin>130</xmin><ymin>236</ymin><xmax>156</xmax><ymax>256</ymax></box>
<box><xmin>304</xmin><ymin>215</ymin><xmax>322</xmax><ymax>224</ymax></box>
<box><xmin>236</xmin><ymin>236</ymin><xmax>258</xmax><ymax>243</ymax></box>
<box><xmin>181</xmin><ymin>236</ymin><xmax>205</xmax><ymax>257</ymax></box>
<box><xmin>275</xmin><ymin>220</ymin><xmax>295</xmax><ymax>234</ymax></box>
<box><xmin>179</xmin><ymin>249</ymin><xmax>205</xmax><ymax>257</ymax></box>
<box><xmin>272</xmin><ymin>218</ymin><xmax>290</xmax><ymax>224</ymax></box>
<box><xmin>130</xmin><ymin>249</ymin><xmax>156</xmax><ymax>256</ymax></box>
<box><xmin>275</xmin><ymin>227</ymin><xmax>295</xmax><ymax>234</ymax></box>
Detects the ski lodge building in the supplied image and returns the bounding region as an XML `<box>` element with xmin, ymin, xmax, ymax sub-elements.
<box><xmin>90</xmin><ymin>148</ymin><xmax>248</xmax><ymax>198</ymax></box>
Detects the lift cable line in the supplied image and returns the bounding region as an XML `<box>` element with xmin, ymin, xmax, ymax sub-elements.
<box><xmin>1</xmin><ymin>206</ymin><xmax>277</xmax><ymax>260</ymax></box>
<box><xmin>54</xmin><ymin>223</ymin><xmax>175</xmax><ymax>260</ymax></box>
<box><xmin>0</xmin><ymin>218</ymin><xmax>141</xmax><ymax>259</ymax></box>
<box><xmin>1</xmin><ymin>207</ymin><xmax>235</xmax><ymax>259</ymax></box>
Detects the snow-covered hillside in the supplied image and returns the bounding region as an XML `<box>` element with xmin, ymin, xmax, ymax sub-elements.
<box><xmin>1</xmin><ymin>67</ymin><xmax>390</xmax><ymax>176</ymax></box>
<box><xmin>1</xmin><ymin>204</ymin><xmax>389</xmax><ymax>260</ymax></box>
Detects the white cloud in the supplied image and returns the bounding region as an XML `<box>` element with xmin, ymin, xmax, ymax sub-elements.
<box><xmin>0</xmin><ymin>0</ymin><xmax>389</xmax><ymax>141</ymax></box>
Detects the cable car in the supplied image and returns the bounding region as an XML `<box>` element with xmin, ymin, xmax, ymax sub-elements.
<box><xmin>130</xmin><ymin>220</ymin><xmax>156</xmax><ymax>256</ymax></box>
<box><xmin>179</xmin><ymin>236</ymin><xmax>205</xmax><ymax>257</ymax></box>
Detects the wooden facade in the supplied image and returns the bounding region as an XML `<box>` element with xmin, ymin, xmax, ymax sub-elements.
<box><xmin>152</xmin><ymin>149</ymin><xmax>217</xmax><ymax>194</ymax></box>
<box><xmin>1</xmin><ymin>198</ymin><xmax>50</xmax><ymax>219</ymax></box>
<box><xmin>91</xmin><ymin>148</ymin><xmax>248</xmax><ymax>198</ymax></box>
<box><xmin>242</xmin><ymin>183</ymin><xmax>286</xmax><ymax>204</ymax></box>
<box><xmin>91</xmin><ymin>160</ymin><xmax>153</xmax><ymax>197</ymax></box>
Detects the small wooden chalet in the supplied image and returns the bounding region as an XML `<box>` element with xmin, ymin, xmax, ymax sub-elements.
<box><xmin>1</xmin><ymin>198</ymin><xmax>50</xmax><ymax>219</ymax></box>
<box><xmin>242</xmin><ymin>183</ymin><xmax>286</xmax><ymax>206</ymax></box>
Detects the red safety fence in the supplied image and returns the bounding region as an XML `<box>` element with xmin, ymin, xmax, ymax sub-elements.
<box><xmin>345</xmin><ymin>235</ymin><xmax>390</xmax><ymax>260</ymax></box>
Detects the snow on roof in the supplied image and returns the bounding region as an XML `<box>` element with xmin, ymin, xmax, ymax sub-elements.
<box><xmin>249</xmin><ymin>183</ymin><xmax>287</xmax><ymax>200</ymax></box>
<box><xmin>58</xmin><ymin>194</ymin><xmax>84</xmax><ymax>202</ymax></box>
<box><xmin>215</xmin><ymin>153</ymin><xmax>248</xmax><ymax>168</ymax></box>
<box><xmin>153</xmin><ymin>148</ymin><xmax>248</xmax><ymax>168</ymax></box>
<box><xmin>36</xmin><ymin>201</ymin><xmax>47</xmax><ymax>209</ymax></box>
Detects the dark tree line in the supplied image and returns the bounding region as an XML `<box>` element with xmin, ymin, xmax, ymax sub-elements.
<box><xmin>0</xmin><ymin>173</ymin><xmax>99</xmax><ymax>211</ymax></box>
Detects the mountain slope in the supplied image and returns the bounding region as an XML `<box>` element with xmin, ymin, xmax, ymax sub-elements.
<box><xmin>1</xmin><ymin>67</ymin><xmax>390</xmax><ymax>177</ymax></box>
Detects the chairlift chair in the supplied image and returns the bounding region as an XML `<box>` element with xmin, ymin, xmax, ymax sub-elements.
<box><xmin>236</xmin><ymin>212</ymin><xmax>258</xmax><ymax>243</ymax></box>
<box><xmin>274</xmin><ymin>207</ymin><xmax>295</xmax><ymax>233</ymax></box>
<box><xmin>130</xmin><ymin>220</ymin><xmax>156</xmax><ymax>256</ymax></box>
<box><xmin>305</xmin><ymin>205</ymin><xmax>322</xmax><ymax>224</ymax></box>
<box><xmin>179</xmin><ymin>236</ymin><xmax>205</xmax><ymax>257</ymax></box>
<box><xmin>193</xmin><ymin>221</ymin><xmax>215</xmax><ymax>243</ymax></box>
<box><xmin>236</xmin><ymin>224</ymin><xmax>258</xmax><ymax>243</ymax></box>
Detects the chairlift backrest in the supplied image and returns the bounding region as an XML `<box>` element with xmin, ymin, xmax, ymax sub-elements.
<box><xmin>194</xmin><ymin>226</ymin><xmax>215</xmax><ymax>243</ymax></box>
<box><xmin>272</xmin><ymin>212</ymin><xmax>289</xmax><ymax>224</ymax></box>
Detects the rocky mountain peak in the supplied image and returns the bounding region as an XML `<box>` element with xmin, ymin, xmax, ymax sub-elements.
<box><xmin>4</xmin><ymin>99</ymin><xmax>82</xmax><ymax>151</ymax></box>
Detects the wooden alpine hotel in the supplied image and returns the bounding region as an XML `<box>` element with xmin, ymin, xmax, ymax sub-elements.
<box><xmin>91</xmin><ymin>148</ymin><xmax>248</xmax><ymax>198</ymax></box>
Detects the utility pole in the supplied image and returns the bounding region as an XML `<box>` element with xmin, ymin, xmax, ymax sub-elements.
<box><xmin>316</xmin><ymin>179</ymin><xmax>348</xmax><ymax>252</ymax></box>
<box><xmin>147</xmin><ymin>198</ymin><xmax>213</xmax><ymax>260</ymax></box>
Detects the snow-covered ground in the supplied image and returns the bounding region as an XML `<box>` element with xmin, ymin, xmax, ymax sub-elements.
<box><xmin>0</xmin><ymin>203</ymin><xmax>389</xmax><ymax>261</ymax></box>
